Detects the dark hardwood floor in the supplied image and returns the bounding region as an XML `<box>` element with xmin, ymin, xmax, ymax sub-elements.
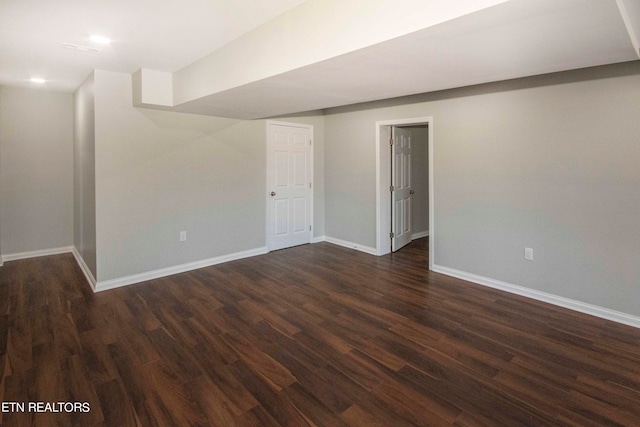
<box><xmin>1</xmin><ymin>238</ymin><xmax>640</xmax><ymax>426</ymax></box>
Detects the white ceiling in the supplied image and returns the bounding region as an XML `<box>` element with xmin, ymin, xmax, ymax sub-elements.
<box><xmin>1</xmin><ymin>0</ymin><xmax>638</xmax><ymax>118</ymax></box>
<box><xmin>0</xmin><ymin>0</ymin><xmax>307</xmax><ymax>92</ymax></box>
<box><xmin>175</xmin><ymin>0</ymin><xmax>639</xmax><ymax>119</ymax></box>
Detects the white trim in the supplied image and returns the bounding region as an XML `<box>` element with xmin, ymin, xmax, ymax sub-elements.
<box><xmin>428</xmin><ymin>121</ymin><xmax>434</xmax><ymax>270</ymax></box>
<box><xmin>265</xmin><ymin>120</ymin><xmax>314</xmax><ymax>252</ymax></box>
<box><xmin>433</xmin><ymin>264</ymin><xmax>640</xmax><ymax>329</ymax></box>
<box><xmin>311</xmin><ymin>235</ymin><xmax>326</xmax><ymax>244</ymax></box>
<box><xmin>94</xmin><ymin>246</ymin><xmax>269</xmax><ymax>292</ymax></box>
<box><xmin>375</xmin><ymin>117</ymin><xmax>434</xmax><ymax>268</ymax></box>
<box><xmin>324</xmin><ymin>236</ymin><xmax>377</xmax><ymax>256</ymax></box>
<box><xmin>411</xmin><ymin>230</ymin><xmax>429</xmax><ymax>240</ymax></box>
<box><xmin>375</xmin><ymin>123</ymin><xmax>386</xmax><ymax>255</ymax></box>
<box><xmin>1</xmin><ymin>246</ymin><xmax>73</xmax><ymax>262</ymax></box>
<box><xmin>72</xmin><ymin>246</ymin><xmax>97</xmax><ymax>291</ymax></box>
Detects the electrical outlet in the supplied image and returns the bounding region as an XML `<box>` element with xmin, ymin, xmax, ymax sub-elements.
<box><xmin>180</xmin><ymin>231</ymin><xmax>187</xmax><ymax>242</ymax></box>
<box><xmin>524</xmin><ymin>247</ymin><xmax>533</xmax><ymax>261</ymax></box>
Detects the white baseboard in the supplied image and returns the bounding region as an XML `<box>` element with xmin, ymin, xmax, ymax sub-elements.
<box><xmin>94</xmin><ymin>246</ymin><xmax>269</xmax><ymax>292</ymax></box>
<box><xmin>72</xmin><ymin>247</ymin><xmax>97</xmax><ymax>291</ymax></box>
<box><xmin>432</xmin><ymin>264</ymin><xmax>640</xmax><ymax>329</ymax></box>
<box><xmin>323</xmin><ymin>236</ymin><xmax>378</xmax><ymax>256</ymax></box>
<box><xmin>411</xmin><ymin>230</ymin><xmax>429</xmax><ymax>240</ymax></box>
<box><xmin>1</xmin><ymin>246</ymin><xmax>73</xmax><ymax>262</ymax></box>
<box><xmin>311</xmin><ymin>235</ymin><xmax>326</xmax><ymax>244</ymax></box>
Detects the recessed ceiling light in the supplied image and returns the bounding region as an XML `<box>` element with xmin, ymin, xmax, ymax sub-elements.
<box><xmin>90</xmin><ymin>35</ymin><xmax>111</xmax><ymax>45</ymax></box>
<box><xmin>30</xmin><ymin>78</ymin><xmax>46</xmax><ymax>83</ymax></box>
<box><xmin>62</xmin><ymin>43</ymin><xmax>101</xmax><ymax>53</ymax></box>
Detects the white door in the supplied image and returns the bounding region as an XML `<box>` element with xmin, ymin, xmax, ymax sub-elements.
<box><xmin>392</xmin><ymin>127</ymin><xmax>413</xmax><ymax>252</ymax></box>
<box><xmin>267</xmin><ymin>123</ymin><xmax>312</xmax><ymax>251</ymax></box>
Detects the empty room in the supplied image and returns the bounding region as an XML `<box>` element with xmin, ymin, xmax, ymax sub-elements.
<box><xmin>1</xmin><ymin>0</ymin><xmax>640</xmax><ymax>425</ymax></box>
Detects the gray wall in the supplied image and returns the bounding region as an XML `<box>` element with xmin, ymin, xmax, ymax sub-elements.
<box><xmin>0</xmin><ymin>86</ymin><xmax>73</xmax><ymax>255</ymax></box>
<box><xmin>73</xmin><ymin>73</ymin><xmax>97</xmax><ymax>278</ymax></box>
<box><xmin>92</xmin><ymin>70</ymin><xmax>324</xmax><ymax>281</ymax></box>
<box><xmin>324</xmin><ymin>110</ymin><xmax>377</xmax><ymax>245</ymax></box>
<box><xmin>324</xmin><ymin>61</ymin><xmax>640</xmax><ymax>317</ymax></box>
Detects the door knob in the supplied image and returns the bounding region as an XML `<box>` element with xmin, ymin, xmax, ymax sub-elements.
<box><xmin>410</xmin><ymin>190</ymin><xmax>415</xmax><ymax>195</ymax></box>
<box><xmin>270</xmin><ymin>191</ymin><xmax>276</xmax><ymax>196</ymax></box>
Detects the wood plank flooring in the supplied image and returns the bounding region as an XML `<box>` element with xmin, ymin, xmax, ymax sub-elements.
<box><xmin>1</xmin><ymin>238</ymin><xmax>640</xmax><ymax>426</ymax></box>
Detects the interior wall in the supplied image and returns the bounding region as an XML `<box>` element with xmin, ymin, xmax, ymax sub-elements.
<box><xmin>324</xmin><ymin>110</ymin><xmax>377</xmax><ymax>246</ymax></box>
<box><xmin>73</xmin><ymin>73</ymin><xmax>97</xmax><ymax>278</ymax></box>
<box><xmin>0</xmin><ymin>86</ymin><xmax>73</xmax><ymax>256</ymax></box>
<box><xmin>406</xmin><ymin>126</ymin><xmax>428</xmax><ymax>236</ymax></box>
<box><xmin>93</xmin><ymin>70</ymin><xmax>324</xmax><ymax>282</ymax></box>
<box><xmin>324</xmin><ymin>61</ymin><xmax>640</xmax><ymax>317</ymax></box>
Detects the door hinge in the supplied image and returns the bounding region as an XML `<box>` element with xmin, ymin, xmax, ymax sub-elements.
<box><xmin>309</xmin><ymin>225</ymin><xmax>312</xmax><ymax>231</ymax></box>
<box><xmin>309</xmin><ymin>182</ymin><xmax>312</xmax><ymax>189</ymax></box>
<box><xmin>390</xmin><ymin>138</ymin><xmax>394</xmax><ymax>146</ymax></box>
<box><xmin>309</xmin><ymin>140</ymin><xmax>312</xmax><ymax>146</ymax></box>
<box><xmin>390</xmin><ymin>232</ymin><xmax>395</xmax><ymax>238</ymax></box>
<box><xmin>390</xmin><ymin>185</ymin><xmax>394</xmax><ymax>192</ymax></box>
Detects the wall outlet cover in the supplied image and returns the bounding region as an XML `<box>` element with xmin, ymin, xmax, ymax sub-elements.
<box><xmin>524</xmin><ymin>247</ymin><xmax>533</xmax><ymax>261</ymax></box>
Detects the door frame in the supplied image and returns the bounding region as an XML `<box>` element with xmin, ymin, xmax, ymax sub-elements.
<box><xmin>265</xmin><ymin>120</ymin><xmax>314</xmax><ymax>251</ymax></box>
<box><xmin>375</xmin><ymin>117</ymin><xmax>433</xmax><ymax>269</ymax></box>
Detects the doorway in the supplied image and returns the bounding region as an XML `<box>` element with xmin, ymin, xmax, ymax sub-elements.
<box><xmin>391</xmin><ymin>125</ymin><xmax>429</xmax><ymax>252</ymax></box>
<box><xmin>375</xmin><ymin>117</ymin><xmax>434</xmax><ymax>268</ymax></box>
